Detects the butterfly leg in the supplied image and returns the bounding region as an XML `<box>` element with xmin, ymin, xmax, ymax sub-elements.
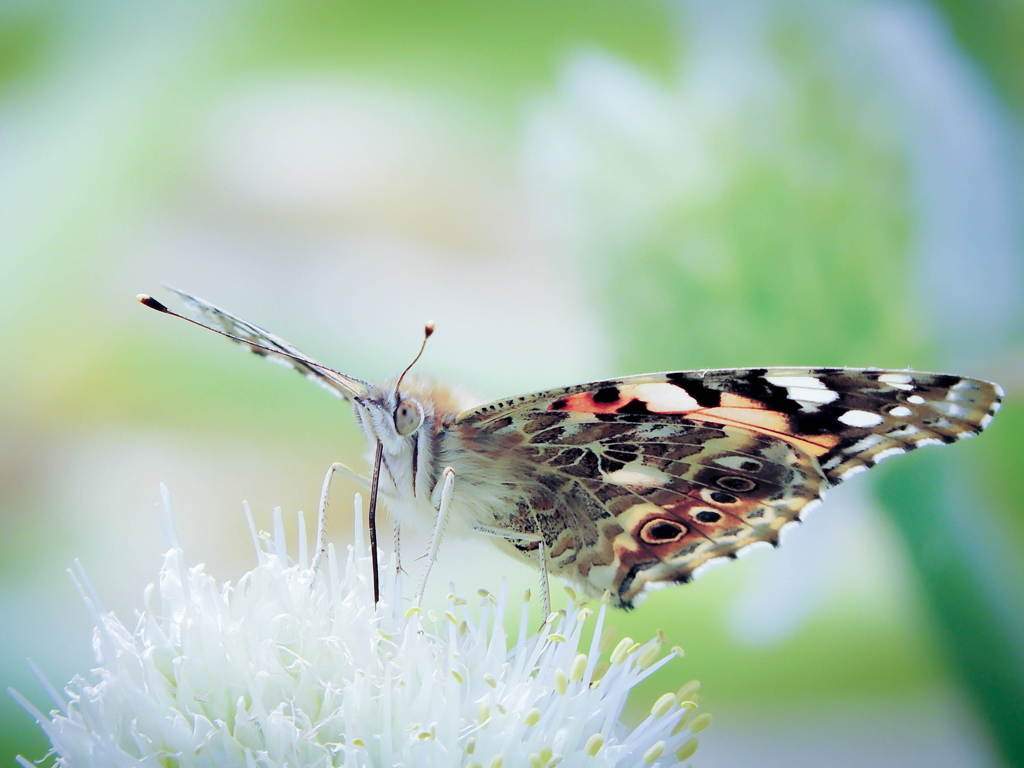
<box><xmin>537</xmin><ymin>539</ymin><xmax>551</xmax><ymax>619</ymax></box>
<box><xmin>394</xmin><ymin>522</ymin><xmax>404</xmax><ymax>575</ymax></box>
<box><xmin>414</xmin><ymin>466</ymin><xmax>456</xmax><ymax>607</ymax></box>
<box><xmin>312</xmin><ymin>461</ymin><xmax>371</xmax><ymax>573</ymax></box>
<box><xmin>471</xmin><ymin>525</ymin><xmax>551</xmax><ymax>617</ymax></box>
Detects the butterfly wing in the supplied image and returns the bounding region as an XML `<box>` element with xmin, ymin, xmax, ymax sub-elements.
<box><xmin>456</xmin><ymin>368</ymin><xmax>1002</xmax><ymax>607</ymax></box>
<box><xmin>160</xmin><ymin>287</ymin><xmax>370</xmax><ymax>400</ymax></box>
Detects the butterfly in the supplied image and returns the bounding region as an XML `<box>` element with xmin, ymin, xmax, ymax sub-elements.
<box><xmin>140</xmin><ymin>288</ymin><xmax>1003</xmax><ymax>613</ymax></box>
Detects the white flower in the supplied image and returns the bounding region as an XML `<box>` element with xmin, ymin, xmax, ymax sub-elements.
<box><xmin>13</xmin><ymin>487</ymin><xmax>710</xmax><ymax>767</ymax></box>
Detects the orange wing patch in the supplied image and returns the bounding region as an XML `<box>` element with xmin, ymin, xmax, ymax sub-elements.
<box><xmin>687</xmin><ymin>394</ymin><xmax>841</xmax><ymax>457</ymax></box>
<box><xmin>549</xmin><ymin>384</ymin><xmax>840</xmax><ymax>457</ymax></box>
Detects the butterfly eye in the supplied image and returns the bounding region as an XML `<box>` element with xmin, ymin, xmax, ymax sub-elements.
<box><xmin>394</xmin><ymin>398</ymin><xmax>423</xmax><ymax>436</ymax></box>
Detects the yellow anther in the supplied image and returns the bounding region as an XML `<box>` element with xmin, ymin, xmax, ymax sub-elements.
<box><xmin>554</xmin><ymin>669</ymin><xmax>568</xmax><ymax>695</ymax></box>
<box><xmin>677</xmin><ymin>679</ymin><xmax>700</xmax><ymax>701</ymax></box>
<box><xmin>643</xmin><ymin>740</ymin><xmax>665</xmax><ymax>763</ymax></box>
<box><xmin>569</xmin><ymin>653</ymin><xmax>587</xmax><ymax>682</ymax></box>
<box><xmin>689</xmin><ymin>712</ymin><xmax>713</xmax><ymax>733</ymax></box>
<box><xmin>676</xmin><ymin>738</ymin><xmax>698</xmax><ymax>761</ymax></box>
<box><xmin>638</xmin><ymin>641</ymin><xmax>662</xmax><ymax>669</ymax></box>
<box><xmin>599</xmin><ymin>626</ymin><xmax>617</xmax><ymax>654</ymax></box>
<box><xmin>651</xmin><ymin>692</ymin><xmax>677</xmax><ymax>718</ymax></box>
<box><xmin>609</xmin><ymin>637</ymin><xmax>634</xmax><ymax>665</ymax></box>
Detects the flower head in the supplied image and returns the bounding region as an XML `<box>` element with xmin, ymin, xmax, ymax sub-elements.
<box><xmin>14</xmin><ymin>488</ymin><xmax>709</xmax><ymax>767</ymax></box>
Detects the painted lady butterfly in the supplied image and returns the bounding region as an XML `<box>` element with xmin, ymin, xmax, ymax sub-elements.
<box><xmin>140</xmin><ymin>288</ymin><xmax>1003</xmax><ymax>612</ymax></box>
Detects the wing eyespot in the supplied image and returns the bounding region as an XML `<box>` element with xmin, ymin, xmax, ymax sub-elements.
<box><xmin>694</xmin><ymin>509</ymin><xmax>722</xmax><ymax>523</ymax></box>
<box><xmin>700</xmin><ymin>489</ymin><xmax>738</xmax><ymax>505</ymax></box>
<box><xmin>640</xmin><ymin>518</ymin><xmax>688</xmax><ymax>545</ymax></box>
<box><xmin>716</xmin><ymin>476</ymin><xmax>757</xmax><ymax>492</ymax></box>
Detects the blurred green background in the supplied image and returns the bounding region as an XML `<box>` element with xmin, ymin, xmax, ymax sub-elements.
<box><xmin>1</xmin><ymin>2</ymin><xmax>1021</xmax><ymax>766</ymax></box>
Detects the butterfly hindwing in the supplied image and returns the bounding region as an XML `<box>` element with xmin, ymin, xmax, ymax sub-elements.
<box><xmin>458</xmin><ymin>368</ymin><xmax>1002</xmax><ymax>606</ymax></box>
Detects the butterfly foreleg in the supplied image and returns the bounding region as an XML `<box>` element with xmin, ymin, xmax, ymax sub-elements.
<box><xmin>312</xmin><ymin>461</ymin><xmax>371</xmax><ymax>573</ymax></box>
<box><xmin>414</xmin><ymin>466</ymin><xmax>456</xmax><ymax>607</ymax></box>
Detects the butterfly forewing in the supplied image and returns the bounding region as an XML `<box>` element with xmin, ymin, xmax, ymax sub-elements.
<box><xmin>457</xmin><ymin>367</ymin><xmax>1002</xmax><ymax>606</ymax></box>
<box><xmin>164</xmin><ymin>287</ymin><xmax>369</xmax><ymax>401</ymax></box>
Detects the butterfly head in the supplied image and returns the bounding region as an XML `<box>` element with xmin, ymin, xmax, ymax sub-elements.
<box><xmin>357</xmin><ymin>376</ymin><xmax>468</xmax><ymax>445</ymax></box>
<box><xmin>353</xmin><ymin>375</ymin><xmax>470</xmax><ymax>505</ymax></box>
<box><xmin>354</xmin><ymin>380</ymin><xmax>424</xmax><ymax>451</ymax></box>
<box><xmin>352</xmin><ymin>323</ymin><xmax>444</xmax><ymax>454</ymax></box>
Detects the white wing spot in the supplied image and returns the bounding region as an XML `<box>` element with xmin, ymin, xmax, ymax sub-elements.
<box><xmin>888</xmin><ymin>406</ymin><xmax>913</xmax><ymax>418</ymax></box>
<box><xmin>937</xmin><ymin>401</ymin><xmax>969</xmax><ymax>418</ymax></box>
<box><xmin>714</xmin><ymin>455</ymin><xmax>762</xmax><ymax>471</ymax></box>
<box><xmin>606</xmin><ymin>465</ymin><xmax>673</xmax><ymax>488</ymax></box>
<box><xmin>765</xmin><ymin>375</ymin><xmax>839</xmax><ymax>405</ymax></box>
<box><xmin>764</xmin><ymin>375</ymin><xmax>826</xmax><ymax>389</ymax></box>
<box><xmin>800</xmin><ymin>498</ymin><xmax>824</xmax><ymax>518</ymax></box>
<box><xmin>879</xmin><ymin>373</ymin><xmax>915</xmax><ymax>390</ymax></box>
<box><xmin>846</xmin><ymin>434</ymin><xmax>887</xmax><ymax>453</ymax></box>
<box><xmin>822</xmin><ymin>455</ymin><xmax>843</xmax><ymax>470</ymax></box>
<box><xmin>836</xmin><ymin>464</ymin><xmax>869</xmax><ymax>481</ymax></box>
<box><xmin>873</xmin><ymin>447</ymin><xmax>907</xmax><ymax>463</ymax></box>
<box><xmin>907</xmin><ymin>395</ymin><xmax>926</xmax><ymax>405</ymax></box>
<box><xmin>627</xmin><ymin>383</ymin><xmax>700</xmax><ymax>412</ymax></box>
<box><xmin>838</xmin><ymin>409</ymin><xmax>884</xmax><ymax>428</ymax></box>
<box><xmin>689</xmin><ymin>556</ymin><xmax>732</xmax><ymax>581</ymax></box>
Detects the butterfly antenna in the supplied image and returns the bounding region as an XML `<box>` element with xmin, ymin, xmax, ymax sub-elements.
<box><xmin>137</xmin><ymin>294</ymin><xmax>364</xmax><ymax>391</ymax></box>
<box><xmin>366</xmin><ymin>322</ymin><xmax>432</xmax><ymax>604</ymax></box>
<box><xmin>393</xmin><ymin>322</ymin><xmax>435</xmax><ymax>393</ymax></box>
